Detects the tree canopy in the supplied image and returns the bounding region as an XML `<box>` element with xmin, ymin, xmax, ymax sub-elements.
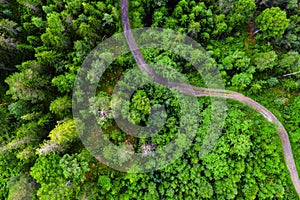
<box><xmin>0</xmin><ymin>0</ymin><xmax>299</xmax><ymax>199</ymax></box>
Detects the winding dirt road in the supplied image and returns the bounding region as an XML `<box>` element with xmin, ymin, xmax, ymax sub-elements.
<box><xmin>120</xmin><ymin>0</ymin><xmax>300</xmax><ymax>197</ymax></box>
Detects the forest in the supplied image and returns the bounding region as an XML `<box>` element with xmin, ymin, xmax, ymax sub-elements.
<box><xmin>0</xmin><ymin>0</ymin><xmax>300</xmax><ymax>199</ymax></box>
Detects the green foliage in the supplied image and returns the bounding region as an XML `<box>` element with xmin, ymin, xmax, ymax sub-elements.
<box><xmin>76</xmin><ymin>182</ymin><xmax>102</xmax><ymax>200</ymax></box>
<box><xmin>129</xmin><ymin>90</ymin><xmax>151</xmax><ymax>124</ymax></box>
<box><xmin>222</xmin><ymin>50</ymin><xmax>251</xmax><ymax>71</ymax></box>
<box><xmin>36</xmin><ymin>119</ymin><xmax>78</xmax><ymax>155</ymax></box>
<box><xmin>98</xmin><ymin>175</ymin><xmax>112</xmax><ymax>193</ymax></box>
<box><xmin>30</xmin><ymin>154</ymin><xmax>73</xmax><ymax>199</ymax></box>
<box><xmin>231</xmin><ymin>72</ymin><xmax>253</xmax><ymax>89</ymax></box>
<box><xmin>16</xmin><ymin>146</ymin><xmax>36</xmax><ymax>161</ymax></box>
<box><xmin>7</xmin><ymin>174</ymin><xmax>37</xmax><ymax>200</ymax></box>
<box><xmin>286</xmin><ymin>97</ymin><xmax>300</xmax><ymax>182</ymax></box>
<box><xmin>5</xmin><ymin>68</ymin><xmax>49</xmax><ymax>103</ymax></box>
<box><xmin>0</xmin><ymin>107</ymin><xmax>11</xmax><ymax>138</ymax></box>
<box><xmin>256</xmin><ymin>7</ymin><xmax>290</xmax><ymax>39</ymax></box>
<box><xmin>282</xmin><ymin>78</ymin><xmax>299</xmax><ymax>92</ymax></box>
<box><xmin>48</xmin><ymin>119</ymin><xmax>78</xmax><ymax>145</ymax></box>
<box><xmin>254</xmin><ymin>51</ymin><xmax>278</xmax><ymax>71</ymax></box>
<box><xmin>31</xmin><ymin>17</ymin><xmax>46</xmax><ymax>29</ymax></box>
<box><xmin>0</xmin><ymin>19</ymin><xmax>19</xmax><ymax>37</ymax></box>
<box><xmin>35</xmin><ymin>50</ymin><xmax>61</xmax><ymax>67</ymax></box>
<box><xmin>281</xmin><ymin>15</ymin><xmax>300</xmax><ymax>52</ymax></box>
<box><xmin>213</xmin><ymin>14</ymin><xmax>227</xmax><ymax>36</ymax></box>
<box><xmin>279</xmin><ymin>51</ymin><xmax>300</xmax><ymax>77</ymax></box>
<box><xmin>41</xmin><ymin>12</ymin><xmax>69</xmax><ymax>49</ymax></box>
<box><xmin>286</xmin><ymin>96</ymin><xmax>300</xmax><ymax>140</ymax></box>
<box><xmin>274</xmin><ymin>98</ymin><xmax>285</xmax><ymax>106</ymax></box>
<box><xmin>30</xmin><ymin>154</ymin><xmax>63</xmax><ymax>184</ymax></box>
<box><xmin>51</xmin><ymin>73</ymin><xmax>76</xmax><ymax>93</ymax></box>
<box><xmin>0</xmin><ymin>152</ymin><xmax>23</xmax><ymax>199</ymax></box>
<box><xmin>30</xmin><ymin>150</ymin><xmax>95</xmax><ymax>199</ymax></box>
<box><xmin>36</xmin><ymin>182</ymin><xmax>74</xmax><ymax>200</ymax></box>
<box><xmin>229</xmin><ymin>0</ymin><xmax>256</xmax><ymax>26</ymax></box>
<box><xmin>0</xmin><ymin>19</ymin><xmax>22</xmax><ymax>68</ymax></box>
<box><xmin>49</xmin><ymin>96</ymin><xmax>72</xmax><ymax>118</ymax></box>
<box><xmin>0</xmin><ymin>0</ymin><xmax>299</xmax><ymax>199</ymax></box>
<box><xmin>59</xmin><ymin>153</ymin><xmax>90</xmax><ymax>184</ymax></box>
<box><xmin>267</xmin><ymin>77</ymin><xmax>279</xmax><ymax>87</ymax></box>
<box><xmin>8</xmin><ymin>101</ymin><xmax>29</xmax><ymax>119</ymax></box>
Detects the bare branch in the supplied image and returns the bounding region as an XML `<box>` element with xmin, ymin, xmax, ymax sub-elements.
<box><xmin>24</xmin><ymin>2</ymin><xmax>41</xmax><ymax>13</ymax></box>
<box><xmin>282</xmin><ymin>71</ymin><xmax>300</xmax><ymax>77</ymax></box>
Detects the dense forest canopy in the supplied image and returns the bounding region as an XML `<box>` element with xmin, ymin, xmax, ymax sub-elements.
<box><xmin>0</xmin><ymin>0</ymin><xmax>300</xmax><ymax>199</ymax></box>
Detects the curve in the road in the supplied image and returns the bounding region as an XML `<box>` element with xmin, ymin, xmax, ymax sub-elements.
<box><xmin>120</xmin><ymin>0</ymin><xmax>300</xmax><ymax>197</ymax></box>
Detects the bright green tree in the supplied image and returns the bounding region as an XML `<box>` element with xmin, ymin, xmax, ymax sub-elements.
<box><xmin>256</xmin><ymin>7</ymin><xmax>290</xmax><ymax>39</ymax></box>
<box><xmin>129</xmin><ymin>90</ymin><xmax>151</xmax><ymax>124</ymax></box>
<box><xmin>37</xmin><ymin>119</ymin><xmax>78</xmax><ymax>155</ymax></box>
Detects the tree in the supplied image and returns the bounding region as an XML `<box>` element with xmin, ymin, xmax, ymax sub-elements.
<box><xmin>254</xmin><ymin>51</ymin><xmax>278</xmax><ymax>71</ymax></box>
<box><xmin>0</xmin><ymin>18</ymin><xmax>24</xmax><ymax>69</ymax></box>
<box><xmin>51</xmin><ymin>72</ymin><xmax>76</xmax><ymax>93</ymax></box>
<box><xmin>242</xmin><ymin>180</ymin><xmax>259</xmax><ymax>200</ymax></box>
<box><xmin>30</xmin><ymin>154</ymin><xmax>76</xmax><ymax>199</ymax></box>
<box><xmin>279</xmin><ymin>51</ymin><xmax>300</xmax><ymax>77</ymax></box>
<box><xmin>231</xmin><ymin>72</ymin><xmax>253</xmax><ymax>89</ymax></box>
<box><xmin>129</xmin><ymin>90</ymin><xmax>151</xmax><ymax>125</ymax></box>
<box><xmin>7</xmin><ymin>101</ymin><xmax>29</xmax><ymax>119</ymax></box>
<box><xmin>256</xmin><ymin>7</ymin><xmax>290</xmax><ymax>39</ymax></box>
<box><xmin>267</xmin><ymin>77</ymin><xmax>279</xmax><ymax>87</ymax></box>
<box><xmin>41</xmin><ymin>12</ymin><xmax>69</xmax><ymax>50</ymax></box>
<box><xmin>286</xmin><ymin>96</ymin><xmax>300</xmax><ymax>137</ymax></box>
<box><xmin>48</xmin><ymin>120</ymin><xmax>77</xmax><ymax>144</ymax></box>
<box><xmin>49</xmin><ymin>96</ymin><xmax>72</xmax><ymax>119</ymax></box>
<box><xmin>281</xmin><ymin>15</ymin><xmax>300</xmax><ymax>52</ymax></box>
<box><xmin>0</xmin><ymin>107</ymin><xmax>11</xmax><ymax>139</ymax></box>
<box><xmin>229</xmin><ymin>0</ymin><xmax>256</xmax><ymax>26</ymax></box>
<box><xmin>7</xmin><ymin>174</ymin><xmax>37</xmax><ymax>200</ymax></box>
<box><xmin>222</xmin><ymin>50</ymin><xmax>251</xmax><ymax>71</ymax></box>
<box><xmin>98</xmin><ymin>175</ymin><xmax>112</xmax><ymax>194</ymax></box>
<box><xmin>37</xmin><ymin>119</ymin><xmax>78</xmax><ymax>155</ymax></box>
<box><xmin>5</xmin><ymin>65</ymin><xmax>50</xmax><ymax>103</ymax></box>
<box><xmin>215</xmin><ymin>178</ymin><xmax>238</xmax><ymax>199</ymax></box>
<box><xmin>212</xmin><ymin>14</ymin><xmax>228</xmax><ymax>37</ymax></box>
<box><xmin>30</xmin><ymin>154</ymin><xmax>63</xmax><ymax>185</ymax></box>
<box><xmin>59</xmin><ymin>153</ymin><xmax>90</xmax><ymax>184</ymax></box>
<box><xmin>0</xmin><ymin>152</ymin><xmax>23</xmax><ymax>199</ymax></box>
